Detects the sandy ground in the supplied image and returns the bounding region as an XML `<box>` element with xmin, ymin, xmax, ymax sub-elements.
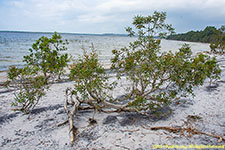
<box><xmin>1</xmin><ymin>55</ymin><xmax>225</xmax><ymax>150</ymax></box>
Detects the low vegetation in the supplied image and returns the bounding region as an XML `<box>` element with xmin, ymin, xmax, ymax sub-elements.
<box><xmin>5</xmin><ymin>32</ymin><xmax>70</xmax><ymax>114</ymax></box>
<box><xmin>4</xmin><ymin>12</ymin><xmax>222</xmax><ymax>144</ymax></box>
<box><xmin>210</xmin><ymin>25</ymin><xmax>225</xmax><ymax>54</ymax></box>
<box><xmin>66</xmin><ymin>11</ymin><xmax>221</xmax><ymax>143</ymax></box>
<box><xmin>23</xmin><ymin>32</ymin><xmax>70</xmax><ymax>80</ymax></box>
<box><xmin>6</xmin><ymin>66</ymin><xmax>48</xmax><ymax>114</ymax></box>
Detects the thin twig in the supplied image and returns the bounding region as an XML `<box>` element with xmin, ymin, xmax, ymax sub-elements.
<box><xmin>120</xmin><ymin>129</ymin><xmax>140</xmax><ymax>132</ymax></box>
<box><xmin>57</xmin><ymin>120</ymin><xmax>69</xmax><ymax>127</ymax></box>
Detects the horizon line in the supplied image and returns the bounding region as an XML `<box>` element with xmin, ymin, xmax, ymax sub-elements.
<box><xmin>0</xmin><ymin>30</ymin><xmax>129</xmax><ymax>36</ymax></box>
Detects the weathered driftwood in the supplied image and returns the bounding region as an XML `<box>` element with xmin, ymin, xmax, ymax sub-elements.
<box><xmin>149</xmin><ymin>126</ymin><xmax>225</xmax><ymax>143</ymax></box>
<box><xmin>64</xmin><ymin>88</ymin><xmax>80</xmax><ymax>144</ymax></box>
<box><xmin>62</xmin><ymin>86</ymin><xmax>161</xmax><ymax>144</ymax></box>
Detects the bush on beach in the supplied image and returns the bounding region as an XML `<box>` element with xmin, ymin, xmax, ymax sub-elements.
<box><xmin>23</xmin><ymin>32</ymin><xmax>70</xmax><ymax>80</ymax></box>
<box><xmin>5</xmin><ymin>32</ymin><xmax>70</xmax><ymax>114</ymax></box>
<box><xmin>68</xmin><ymin>11</ymin><xmax>221</xmax><ymax>114</ymax></box>
<box><xmin>4</xmin><ymin>11</ymin><xmax>222</xmax><ymax>144</ymax></box>
<box><xmin>210</xmin><ymin>25</ymin><xmax>225</xmax><ymax>54</ymax></box>
<box><xmin>6</xmin><ymin>66</ymin><xmax>48</xmax><ymax>114</ymax></box>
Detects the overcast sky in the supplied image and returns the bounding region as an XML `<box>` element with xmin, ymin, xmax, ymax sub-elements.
<box><xmin>0</xmin><ymin>0</ymin><xmax>224</xmax><ymax>34</ymax></box>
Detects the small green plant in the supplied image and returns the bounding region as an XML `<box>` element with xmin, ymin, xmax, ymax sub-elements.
<box><xmin>6</xmin><ymin>66</ymin><xmax>48</xmax><ymax>114</ymax></box>
<box><xmin>69</xmin><ymin>46</ymin><xmax>115</xmax><ymax>110</ymax></box>
<box><xmin>23</xmin><ymin>32</ymin><xmax>70</xmax><ymax>80</ymax></box>
<box><xmin>210</xmin><ymin>25</ymin><xmax>225</xmax><ymax>54</ymax></box>
<box><xmin>5</xmin><ymin>32</ymin><xmax>70</xmax><ymax>114</ymax></box>
<box><xmin>67</xmin><ymin>47</ymin><xmax>116</xmax><ymax>143</ymax></box>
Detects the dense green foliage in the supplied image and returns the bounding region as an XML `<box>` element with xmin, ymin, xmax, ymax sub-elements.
<box><xmin>6</xmin><ymin>32</ymin><xmax>70</xmax><ymax>113</ymax></box>
<box><xmin>167</xmin><ymin>26</ymin><xmax>218</xmax><ymax>43</ymax></box>
<box><xmin>24</xmin><ymin>32</ymin><xmax>70</xmax><ymax>80</ymax></box>
<box><xmin>111</xmin><ymin>12</ymin><xmax>221</xmax><ymax>111</ymax></box>
<box><xmin>210</xmin><ymin>25</ymin><xmax>225</xmax><ymax>54</ymax></box>
<box><xmin>69</xmin><ymin>11</ymin><xmax>221</xmax><ymax>113</ymax></box>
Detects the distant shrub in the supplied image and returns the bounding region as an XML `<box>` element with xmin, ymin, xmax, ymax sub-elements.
<box><xmin>166</xmin><ymin>26</ymin><xmax>217</xmax><ymax>43</ymax></box>
<box><xmin>210</xmin><ymin>25</ymin><xmax>225</xmax><ymax>54</ymax></box>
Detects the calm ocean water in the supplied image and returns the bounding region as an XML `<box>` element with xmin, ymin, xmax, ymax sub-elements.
<box><xmin>0</xmin><ymin>31</ymin><xmax>210</xmax><ymax>71</ymax></box>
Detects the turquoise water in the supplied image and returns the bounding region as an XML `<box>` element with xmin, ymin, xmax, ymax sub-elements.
<box><xmin>0</xmin><ymin>31</ymin><xmax>210</xmax><ymax>71</ymax></box>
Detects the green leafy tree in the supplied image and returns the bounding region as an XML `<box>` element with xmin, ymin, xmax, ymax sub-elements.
<box><xmin>68</xmin><ymin>11</ymin><xmax>221</xmax><ymax>113</ymax></box>
<box><xmin>65</xmin><ymin>12</ymin><xmax>221</xmax><ymax>143</ymax></box>
<box><xmin>210</xmin><ymin>25</ymin><xmax>225</xmax><ymax>54</ymax></box>
<box><xmin>23</xmin><ymin>32</ymin><xmax>70</xmax><ymax>80</ymax></box>
<box><xmin>111</xmin><ymin>11</ymin><xmax>221</xmax><ymax>111</ymax></box>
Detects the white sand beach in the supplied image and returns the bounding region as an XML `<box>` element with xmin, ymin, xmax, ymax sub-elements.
<box><xmin>0</xmin><ymin>55</ymin><xmax>225</xmax><ymax>150</ymax></box>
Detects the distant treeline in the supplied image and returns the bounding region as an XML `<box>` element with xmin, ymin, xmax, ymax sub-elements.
<box><xmin>166</xmin><ymin>26</ymin><xmax>218</xmax><ymax>43</ymax></box>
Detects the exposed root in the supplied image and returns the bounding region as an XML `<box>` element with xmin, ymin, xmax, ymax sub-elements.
<box><xmin>114</xmin><ymin>144</ymin><xmax>130</xmax><ymax>150</ymax></box>
<box><xmin>149</xmin><ymin>126</ymin><xmax>225</xmax><ymax>143</ymax></box>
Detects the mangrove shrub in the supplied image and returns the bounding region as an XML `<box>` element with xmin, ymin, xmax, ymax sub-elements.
<box><xmin>69</xmin><ymin>11</ymin><xmax>221</xmax><ymax>114</ymax></box>
<box><xmin>6</xmin><ymin>32</ymin><xmax>70</xmax><ymax>114</ymax></box>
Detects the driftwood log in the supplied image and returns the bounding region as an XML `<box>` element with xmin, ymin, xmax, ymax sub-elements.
<box><xmin>149</xmin><ymin>126</ymin><xmax>225</xmax><ymax>143</ymax></box>
<box><xmin>64</xmin><ymin>88</ymin><xmax>80</xmax><ymax>144</ymax></box>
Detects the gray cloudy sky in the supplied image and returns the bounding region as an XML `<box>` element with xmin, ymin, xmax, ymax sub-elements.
<box><xmin>0</xmin><ymin>0</ymin><xmax>224</xmax><ymax>34</ymax></box>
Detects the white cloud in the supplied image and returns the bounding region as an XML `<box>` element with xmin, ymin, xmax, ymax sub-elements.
<box><xmin>96</xmin><ymin>0</ymin><xmax>225</xmax><ymax>14</ymax></box>
<box><xmin>78</xmin><ymin>14</ymin><xmax>111</xmax><ymax>23</ymax></box>
<box><xmin>9</xmin><ymin>0</ymin><xmax>88</xmax><ymax>19</ymax></box>
<box><xmin>10</xmin><ymin>1</ymin><xmax>25</xmax><ymax>8</ymax></box>
<box><xmin>1</xmin><ymin>0</ymin><xmax>225</xmax><ymax>33</ymax></box>
<box><xmin>97</xmin><ymin>0</ymin><xmax>141</xmax><ymax>13</ymax></box>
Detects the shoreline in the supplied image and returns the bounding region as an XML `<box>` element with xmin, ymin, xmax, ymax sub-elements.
<box><xmin>0</xmin><ymin>37</ymin><xmax>211</xmax><ymax>75</ymax></box>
